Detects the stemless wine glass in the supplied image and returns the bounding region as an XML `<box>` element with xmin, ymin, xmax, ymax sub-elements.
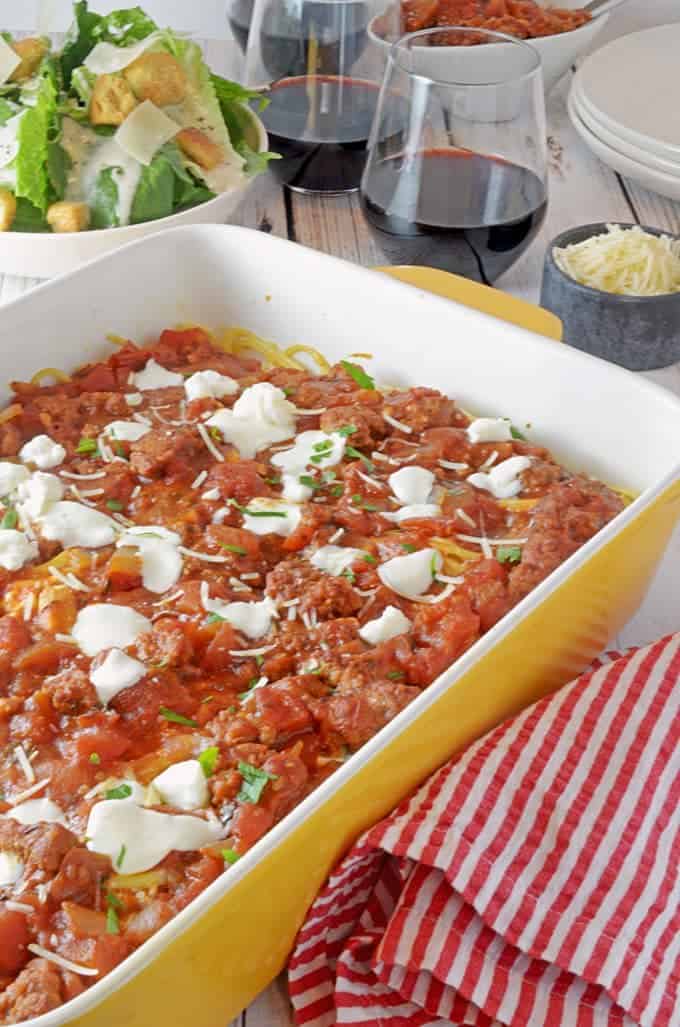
<box><xmin>359</xmin><ymin>28</ymin><xmax>548</xmax><ymax>284</ymax></box>
<box><xmin>242</xmin><ymin>0</ymin><xmax>393</xmax><ymax>192</ymax></box>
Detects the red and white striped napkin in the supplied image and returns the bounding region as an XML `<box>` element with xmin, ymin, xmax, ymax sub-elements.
<box><xmin>289</xmin><ymin>633</ymin><xmax>680</xmax><ymax>1027</ymax></box>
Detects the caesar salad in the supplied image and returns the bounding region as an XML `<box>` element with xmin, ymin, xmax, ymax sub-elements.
<box><xmin>0</xmin><ymin>2</ymin><xmax>275</xmax><ymax>233</ymax></box>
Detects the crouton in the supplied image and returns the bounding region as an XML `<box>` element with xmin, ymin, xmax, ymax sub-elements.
<box><xmin>46</xmin><ymin>202</ymin><xmax>90</xmax><ymax>234</ymax></box>
<box><xmin>176</xmin><ymin>127</ymin><xmax>224</xmax><ymax>170</ymax></box>
<box><xmin>8</xmin><ymin>37</ymin><xmax>48</xmax><ymax>82</ymax></box>
<box><xmin>89</xmin><ymin>74</ymin><xmax>137</xmax><ymax>126</ymax></box>
<box><xmin>123</xmin><ymin>52</ymin><xmax>188</xmax><ymax>107</ymax></box>
<box><xmin>0</xmin><ymin>189</ymin><xmax>16</xmax><ymax>232</ymax></box>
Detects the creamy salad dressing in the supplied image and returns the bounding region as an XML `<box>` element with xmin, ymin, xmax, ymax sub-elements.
<box><xmin>0</xmin><ymin>111</ymin><xmax>24</xmax><ymax>189</ymax></box>
<box><xmin>63</xmin><ymin>119</ymin><xmax>142</xmax><ymax>226</ymax></box>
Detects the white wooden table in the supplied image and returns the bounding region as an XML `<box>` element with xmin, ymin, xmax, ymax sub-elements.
<box><xmin>3</xmin><ymin>56</ymin><xmax>680</xmax><ymax>1027</ymax></box>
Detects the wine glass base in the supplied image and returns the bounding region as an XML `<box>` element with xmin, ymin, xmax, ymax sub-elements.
<box><xmin>285</xmin><ymin>184</ymin><xmax>360</xmax><ymax>196</ymax></box>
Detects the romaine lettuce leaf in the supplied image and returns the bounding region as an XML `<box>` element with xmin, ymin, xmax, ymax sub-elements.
<box><xmin>15</xmin><ymin>69</ymin><xmax>58</xmax><ymax>212</ymax></box>
<box><xmin>210</xmin><ymin>74</ymin><xmax>277</xmax><ymax>177</ymax></box>
<box><xmin>130</xmin><ymin>141</ymin><xmax>215</xmax><ymax>224</ymax></box>
<box><xmin>61</xmin><ymin>1</ymin><xmax>158</xmax><ymax>86</ymax></box>
<box><xmin>0</xmin><ymin>100</ymin><xmax>16</xmax><ymax>126</ymax></box>
<box><xmin>90</xmin><ymin>166</ymin><xmax>120</xmax><ymax>228</ymax></box>
<box><xmin>236</xmin><ymin>141</ymin><xmax>279</xmax><ymax>177</ymax></box>
<box><xmin>11</xmin><ymin>197</ymin><xmax>50</xmax><ymax>232</ymax></box>
<box><xmin>47</xmin><ymin>141</ymin><xmax>71</xmax><ymax>196</ymax></box>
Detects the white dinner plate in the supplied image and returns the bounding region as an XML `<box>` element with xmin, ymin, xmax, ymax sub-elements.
<box><xmin>569</xmin><ymin>81</ymin><xmax>680</xmax><ymax>179</ymax></box>
<box><xmin>567</xmin><ymin>91</ymin><xmax>680</xmax><ymax>203</ymax></box>
<box><xmin>574</xmin><ymin>24</ymin><xmax>680</xmax><ymax>163</ymax></box>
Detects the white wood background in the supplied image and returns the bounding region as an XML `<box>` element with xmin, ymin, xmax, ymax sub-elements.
<box><xmin>4</xmin><ymin>5</ymin><xmax>680</xmax><ymax>1025</ymax></box>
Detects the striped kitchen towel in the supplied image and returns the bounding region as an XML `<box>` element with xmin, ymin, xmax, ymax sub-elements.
<box><xmin>289</xmin><ymin>633</ymin><xmax>680</xmax><ymax>1027</ymax></box>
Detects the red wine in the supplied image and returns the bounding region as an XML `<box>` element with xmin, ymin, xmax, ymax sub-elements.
<box><xmin>360</xmin><ymin>148</ymin><xmax>548</xmax><ymax>284</ymax></box>
<box><xmin>260</xmin><ymin>76</ymin><xmax>382</xmax><ymax>193</ymax></box>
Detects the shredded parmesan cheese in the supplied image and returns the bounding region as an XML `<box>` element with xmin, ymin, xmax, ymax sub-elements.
<box><xmin>14</xmin><ymin>745</ymin><xmax>35</xmax><ymax>784</ymax></box>
<box><xmin>553</xmin><ymin>224</ymin><xmax>680</xmax><ymax>296</ymax></box>
<box><xmin>383</xmin><ymin>412</ymin><xmax>413</xmax><ymax>434</ymax></box>
<box><xmin>197</xmin><ymin>423</ymin><xmax>224</xmax><ymax>462</ymax></box>
<box><xmin>27</xmin><ymin>944</ymin><xmax>99</xmax><ymax>977</ymax></box>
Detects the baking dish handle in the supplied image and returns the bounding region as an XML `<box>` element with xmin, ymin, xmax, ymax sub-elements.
<box><xmin>375</xmin><ymin>265</ymin><xmax>563</xmax><ymax>342</ymax></box>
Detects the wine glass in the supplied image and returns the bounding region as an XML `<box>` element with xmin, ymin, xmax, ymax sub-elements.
<box><xmin>359</xmin><ymin>27</ymin><xmax>548</xmax><ymax>284</ymax></box>
<box><xmin>242</xmin><ymin>0</ymin><xmax>393</xmax><ymax>193</ymax></box>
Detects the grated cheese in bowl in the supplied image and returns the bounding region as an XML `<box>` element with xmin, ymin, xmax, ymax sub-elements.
<box><xmin>553</xmin><ymin>224</ymin><xmax>680</xmax><ymax>297</ymax></box>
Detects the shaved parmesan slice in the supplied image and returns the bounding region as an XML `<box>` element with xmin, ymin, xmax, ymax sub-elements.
<box><xmin>466</xmin><ymin>418</ymin><xmax>512</xmax><ymax>444</ymax></box>
<box><xmin>152</xmin><ymin>760</ymin><xmax>208</xmax><ymax>811</ymax></box>
<box><xmin>19</xmin><ymin>435</ymin><xmax>66</xmax><ymax>470</ymax></box>
<box><xmin>0</xmin><ymin>462</ymin><xmax>29</xmax><ymax>497</ymax></box>
<box><xmin>0</xmin><ymin>530</ymin><xmax>37</xmax><ymax>571</ymax></box>
<box><xmin>202</xmin><ymin>591</ymin><xmax>278</xmax><ymax>640</ymax></box>
<box><xmin>359</xmin><ymin>605</ymin><xmax>412</xmax><ymax>645</ymax></box>
<box><xmin>468</xmin><ymin>455</ymin><xmax>531</xmax><ymax>500</ymax></box>
<box><xmin>84</xmin><ymin>31</ymin><xmax>165</xmax><ymax>75</ymax></box>
<box><xmin>378</xmin><ymin>548</ymin><xmax>442</xmax><ymax>600</ymax></box>
<box><xmin>0</xmin><ymin>851</ymin><xmax>23</xmax><ymax>886</ymax></box>
<box><xmin>131</xmin><ymin>358</ymin><xmax>184</xmax><ymax>391</ymax></box>
<box><xmin>6</xmin><ymin>798</ymin><xmax>66</xmax><ymax>827</ymax></box>
<box><xmin>103</xmin><ymin>420</ymin><xmax>151</xmax><ymax>442</ymax></box>
<box><xmin>206</xmin><ymin>383</ymin><xmax>296</xmax><ymax>459</ymax></box>
<box><xmin>388</xmin><ymin>465</ymin><xmax>434</xmax><ymax>506</ymax></box>
<box><xmin>86</xmin><ymin>796</ymin><xmax>223</xmax><ymax>874</ymax></box>
<box><xmin>310</xmin><ymin>545</ymin><xmax>365</xmax><ymax>577</ymax></box>
<box><xmin>117</xmin><ymin>530</ymin><xmax>182</xmax><ymax>594</ymax></box>
<box><xmin>272</xmin><ymin>430</ymin><xmax>346</xmax><ymax>502</ymax></box>
<box><xmin>0</xmin><ymin>37</ymin><xmax>21</xmax><ymax>85</ymax></box>
<box><xmin>381</xmin><ymin>504</ymin><xmax>440</xmax><ymax>524</ymax></box>
<box><xmin>90</xmin><ymin>648</ymin><xmax>146</xmax><ymax>705</ymax></box>
<box><xmin>185</xmin><ymin>370</ymin><xmax>239</xmax><ymax>402</ymax></box>
<box><xmin>241</xmin><ymin>498</ymin><xmax>301</xmax><ymax>538</ymax></box>
<box><xmin>115</xmin><ymin>100</ymin><xmax>179</xmax><ymax>166</ymax></box>
<box><xmin>17</xmin><ymin>472</ymin><xmax>64</xmax><ymax>519</ymax></box>
<box><xmin>38</xmin><ymin>501</ymin><xmax>118</xmax><ymax>549</ymax></box>
<box><xmin>72</xmin><ymin>604</ymin><xmax>151</xmax><ymax>658</ymax></box>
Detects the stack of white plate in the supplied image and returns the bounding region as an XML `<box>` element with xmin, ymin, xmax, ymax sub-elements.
<box><xmin>568</xmin><ymin>24</ymin><xmax>680</xmax><ymax>202</ymax></box>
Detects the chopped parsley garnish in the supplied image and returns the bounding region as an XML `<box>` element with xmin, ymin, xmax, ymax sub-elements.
<box><xmin>105</xmin><ymin>893</ymin><xmax>121</xmax><ymax>934</ymax></box>
<box><xmin>299</xmin><ymin>475</ymin><xmax>322</xmax><ymax>490</ymax></box>
<box><xmin>281</xmin><ymin>388</ymin><xmax>294</xmax><ymax>398</ymax></box>
<box><xmin>241</xmin><ymin>506</ymin><xmax>287</xmax><ymax>518</ymax></box>
<box><xmin>337</xmin><ymin>425</ymin><xmax>357</xmax><ymax>437</ymax></box>
<box><xmin>89</xmin><ymin>752</ymin><xmax>101</xmax><ymax>765</ymax></box>
<box><xmin>351</xmin><ymin>494</ymin><xmax>379</xmax><ymax>512</ymax></box>
<box><xmin>264</xmin><ymin>477</ymin><xmax>281</xmax><ymax>486</ymax></box>
<box><xmin>206</xmin><ymin>612</ymin><xmax>226</xmax><ymax>624</ymax></box>
<box><xmin>430</xmin><ymin>554</ymin><xmax>438</xmax><ymax>578</ymax></box>
<box><xmin>236</xmin><ymin>760</ymin><xmax>277</xmax><ymax>804</ymax></box>
<box><xmin>0</xmin><ymin>507</ymin><xmax>17</xmax><ymax>529</ymax></box>
<box><xmin>222</xmin><ymin>847</ymin><xmax>241</xmax><ymax>864</ymax></box>
<box><xmin>239</xmin><ymin>677</ymin><xmax>260</xmax><ymax>700</ymax></box>
<box><xmin>362</xmin><ymin>553</ymin><xmax>377</xmax><ymax>565</ymax></box>
<box><xmin>510</xmin><ymin>425</ymin><xmax>527</xmax><ymax>441</ymax></box>
<box><xmin>222</xmin><ymin>543</ymin><xmax>247</xmax><ymax>555</ymax></box>
<box><xmin>198</xmin><ymin>746</ymin><xmax>219</xmax><ymax>777</ymax></box>
<box><xmin>345</xmin><ymin>446</ymin><xmax>374</xmax><ymax>471</ymax></box>
<box><xmin>106</xmin><ymin>499</ymin><xmax>123</xmax><ymax>512</ymax></box>
<box><xmin>387</xmin><ymin>670</ymin><xmax>404</xmax><ymax>680</ymax></box>
<box><xmin>342</xmin><ymin>568</ymin><xmax>356</xmax><ymax>584</ymax></box>
<box><xmin>113</xmin><ymin>443</ymin><xmax>126</xmax><ymax>457</ymax></box>
<box><xmin>322</xmin><ymin>470</ymin><xmax>336</xmax><ymax>482</ymax></box>
<box><xmin>255</xmin><ymin>654</ymin><xmax>264</xmax><ymax>667</ymax></box>
<box><xmin>312</xmin><ymin>440</ymin><xmax>333</xmax><ymax>454</ymax></box>
<box><xmin>497</xmin><ymin>545</ymin><xmax>522</xmax><ymax>565</ymax></box>
<box><xmin>402</xmin><ymin>543</ymin><xmax>417</xmax><ymax>553</ymax></box>
<box><xmin>76</xmin><ymin>436</ymin><xmax>98</xmax><ymax>455</ymax></box>
<box><xmin>340</xmin><ymin>360</ymin><xmax>375</xmax><ymax>391</ymax></box>
<box><xmin>116</xmin><ymin>843</ymin><xmax>126</xmax><ymax>869</ymax></box>
<box><xmin>159</xmin><ymin>707</ymin><xmax>199</xmax><ymax>728</ymax></box>
<box><xmin>209</xmin><ymin>427</ymin><xmax>223</xmax><ymax>442</ymax></box>
<box><xmin>105</xmin><ymin>784</ymin><xmax>132</xmax><ymax>800</ymax></box>
<box><xmin>330</xmin><ymin>484</ymin><xmax>344</xmax><ymax>497</ymax></box>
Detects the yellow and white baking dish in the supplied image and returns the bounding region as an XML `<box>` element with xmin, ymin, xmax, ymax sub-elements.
<box><xmin>3</xmin><ymin>224</ymin><xmax>680</xmax><ymax>1027</ymax></box>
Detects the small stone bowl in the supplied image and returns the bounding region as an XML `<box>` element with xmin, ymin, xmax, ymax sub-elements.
<box><xmin>540</xmin><ymin>222</ymin><xmax>680</xmax><ymax>371</ymax></box>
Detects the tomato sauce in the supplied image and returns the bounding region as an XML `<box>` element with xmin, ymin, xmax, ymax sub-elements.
<box><xmin>0</xmin><ymin>328</ymin><xmax>622</xmax><ymax>1021</ymax></box>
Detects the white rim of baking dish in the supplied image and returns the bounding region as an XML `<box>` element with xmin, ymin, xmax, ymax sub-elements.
<box><xmin>2</xmin><ymin>223</ymin><xmax>679</xmax><ymax>1026</ymax></box>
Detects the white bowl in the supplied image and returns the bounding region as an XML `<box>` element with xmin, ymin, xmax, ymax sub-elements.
<box><xmin>369</xmin><ymin>2</ymin><xmax>610</xmax><ymax>94</ymax></box>
<box><xmin>0</xmin><ymin>111</ymin><xmax>268</xmax><ymax>280</ymax></box>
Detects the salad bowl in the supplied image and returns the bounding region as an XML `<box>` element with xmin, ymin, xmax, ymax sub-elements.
<box><xmin>0</xmin><ymin>3</ymin><xmax>272</xmax><ymax>278</ymax></box>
